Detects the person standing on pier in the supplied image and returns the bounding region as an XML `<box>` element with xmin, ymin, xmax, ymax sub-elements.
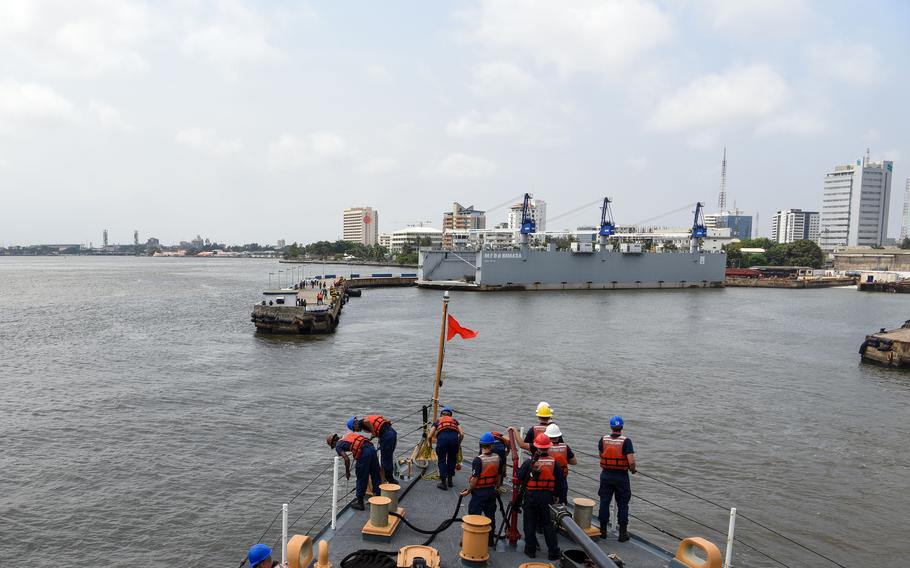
<box><xmin>544</xmin><ymin>423</ymin><xmax>576</xmax><ymax>504</ymax></box>
<box><xmin>460</xmin><ymin>432</ymin><xmax>501</xmax><ymax>543</ymax></box>
<box><xmin>326</xmin><ymin>432</ymin><xmax>381</xmax><ymax>510</ymax></box>
<box><xmin>518</xmin><ymin>433</ymin><xmax>565</xmax><ymax>560</ymax></box>
<box><xmin>508</xmin><ymin>401</ymin><xmax>554</xmax><ymax>453</ymax></box>
<box><xmin>348</xmin><ymin>415</ymin><xmax>398</xmax><ymax>482</ymax></box>
<box><xmin>427</xmin><ymin>406</ymin><xmax>463</xmax><ymax>490</ymax></box>
<box><xmin>597</xmin><ymin>415</ymin><xmax>636</xmax><ymax>542</ymax></box>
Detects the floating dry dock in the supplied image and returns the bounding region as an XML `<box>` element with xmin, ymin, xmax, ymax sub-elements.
<box><xmin>860</xmin><ymin>321</ymin><xmax>910</xmax><ymax>366</ymax></box>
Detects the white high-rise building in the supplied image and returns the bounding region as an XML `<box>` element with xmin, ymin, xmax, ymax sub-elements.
<box><xmin>508</xmin><ymin>199</ymin><xmax>547</xmax><ymax>232</ymax></box>
<box><xmin>900</xmin><ymin>178</ymin><xmax>910</xmax><ymax>241</ymax></box>
<box><xmin>770</xmin><ymin>209</ymin><xmax>820</xmax><ymax>244</ymax></box>
<box><xmin>819</xmin><ymin>153</ymin><xmax>893</xmax><ymax>251</ymax></box>
<box><xmin>342</xmin><ymin>207</ymin><xmax>379</xmax><ymax>246</ymax></box>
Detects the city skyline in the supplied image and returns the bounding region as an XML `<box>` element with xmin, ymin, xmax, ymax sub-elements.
<box><xmin>0</xmin><ymin>1</ymin><xmax>908</xmax><ymax>246</ymax></box>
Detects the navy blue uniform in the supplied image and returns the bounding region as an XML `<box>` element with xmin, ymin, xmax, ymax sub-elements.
<box><xmin>467</xmin><ymin>455</ymin><xmax>498</xmax><ymax>525</ymax></box>
<box><xmin>336</xmin><ymin>438</ymin><xmax>381</xmax><ymax>501</ymax></box>
<box><xmin>492</xmin><ymin>438</ymin><xmax>509</xmax><ymax>480</ymax></box>
<box><xmin>518</xmin><ymin>455</ymin><xmax>565</xmax><ymax>559</ymax></box>
<box><xmin>433</xmin><ymin>418</ymin><xmax>461</xmax><ymax>483</ymax></box>
<box><xmin>597</xmin><ymin>435</ymin><xmax>634</xmax><ymax>527</ymax></box>
<box><xmin>377</xmin><ymin>424</ymin><xmax>397</xmax><ymax>481</ymax></box>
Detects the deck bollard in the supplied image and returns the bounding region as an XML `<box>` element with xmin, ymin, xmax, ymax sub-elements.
<box><xmin>380</xmin><ymin>483</ymin><xmax>400</xmax><ymax>512</ymax></box>
<box><xmin>459</xmin><ymin>514</ymin><xmax>492</xmax><ymax>564</ymax></box>
<box><xmin>572</xmin><ymin>497</ymin><xmax>596</xmax><ymax>530</ymax></box>
<box><xmin>368</xmin><ymin>496</ymin><xmax>391</xmax><ymax>528</ymax></box>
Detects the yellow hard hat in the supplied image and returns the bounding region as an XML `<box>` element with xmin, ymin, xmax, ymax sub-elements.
<box><xmin>536</xmin><ymin>405</ymin><xmax>553</xmax><ymax>418</ymax></box>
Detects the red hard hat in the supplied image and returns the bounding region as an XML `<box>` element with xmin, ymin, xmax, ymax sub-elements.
<box><xmin>534</xmin><ymin>432</ymin><xmax>552</xmax><ymax>449</ymax></box>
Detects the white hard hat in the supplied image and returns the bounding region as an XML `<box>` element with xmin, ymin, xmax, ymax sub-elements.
<box><xmin>545</xmin><ymin>423</ymin><xmax>562</xmax><ymax>438</ymax></box>
<box><xmin>536</xmin><ymin>401</ymin><xmax>551</xmax><ymax>412</ymax></box>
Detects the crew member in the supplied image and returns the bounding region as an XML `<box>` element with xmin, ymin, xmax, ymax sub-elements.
<box><xmin>598</xmin><ymin>415</ymin><xmax>636</xmax><ymax>542</ymax></box>
<box><xmin>349</xmin><ymin>414</ymin><xmax>398</xmax><ymax>482</ymax></box>
<box><xmin>508</xmin><ymin>401</ymin><xmax>554</xmax><ymax>453</ymax></box>
<box><xmin>545</xmin><ymin>423</ymin><xmax>576</xmax><ymax>504</ymax></box>
<box><xmin>460</xmin><ymin>432</ymin><xmax>502</xmax><ymax>543</ymax></box>
<box><xmin>327</xmin><ymin>431</ymin><xmax>381</xmax><ymax>510</ymax></box>
<box><xmin>427</xmin><ymin>406</ymin><xmax>463</xmax><ymax>490</ymax></box>
<box><xmin>517</xmin><ymin>433</ymin><xmax>564</xmax><ymax>560</ymax></box>
<box><xmin>247</xmin><ymin>544</ymin><xmax>279</xmax><ymax>568</ymax></box>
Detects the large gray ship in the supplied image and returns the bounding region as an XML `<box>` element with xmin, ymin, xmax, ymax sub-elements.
<box><xmin>418</xmin><ymin>197</ymin><xmax>726</xmax><ymax>291</ymax></box>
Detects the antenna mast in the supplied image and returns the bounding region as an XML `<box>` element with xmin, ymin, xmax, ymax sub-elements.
<box><xmin>717</xmin><ymin>147</ymin><xmax>727</xmax><ymax>212</ymax></box>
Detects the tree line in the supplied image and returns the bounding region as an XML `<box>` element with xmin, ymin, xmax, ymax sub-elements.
<box><xmin>723</xmin><ymin>238</ymin><xmax>825</xmax><ymax>268</ymax></box>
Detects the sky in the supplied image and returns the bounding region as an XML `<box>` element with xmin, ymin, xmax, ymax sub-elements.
<box><xmin>1</xmin><ymin>0</ymin><xmax>908</xmax><ymax>246</ymax></box>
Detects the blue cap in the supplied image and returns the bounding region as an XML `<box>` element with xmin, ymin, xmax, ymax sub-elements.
<box><xmin>479</xmin><ymin>432</ymin><xmax>495</xmax><ymax>444</ymax></box>
<box><xmin>346</xmin><ymin>416</ymin><xmax>357</xmax><ymax>431</ymax></box>
<box><xmin>441</xmin><ymin>406</ymin><xmax>453</xmax><ymax>415</ymax></box>
<box><xmin>248</xmin><ymin>544</ymin><xmax>272</xmax><ymax>568</ymax></box>
<box><xmin>610</xmin><ymin>415</ymin><xmax>624</xmax><ymax>429</ymax></box>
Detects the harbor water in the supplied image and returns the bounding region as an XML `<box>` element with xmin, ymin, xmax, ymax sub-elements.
<box><xmin>1</xmin><ymin>257</ymin><xmax>908</xmax><ymax>567</ymax></box>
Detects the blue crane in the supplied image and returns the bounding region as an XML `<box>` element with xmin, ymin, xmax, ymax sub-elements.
<box><xmin>599</xmin><ymin>197</ymin><xmax>615</xmax><ymax>237</ymax></box>
<box><xmin>519</xmin><ymin>193</ymin><xmax>536</xmax><ymax>235</ymax></box>
<box><xmin>691</xmin><ymin>202</ymin><xmax>708</xmax><ymax>239</ymax></box>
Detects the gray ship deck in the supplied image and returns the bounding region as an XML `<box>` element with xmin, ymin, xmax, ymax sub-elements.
<box><xmin>315</xmin><ymin>462</ymin><xmax>674</xmax><ymax>568</ymax></box>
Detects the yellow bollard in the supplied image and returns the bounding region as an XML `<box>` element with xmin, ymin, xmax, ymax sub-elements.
<box><xmin>572</xmin><ymin>497</ymin><xmax>600</xmax><ymax>537</ymax></box>
<box><xmin>369</xmin><ymin>496</ymin><xmax>391</xmax><ymax>528</ymax></box>
<box><xmin>459</xmin><ymin>514</ymin><xmax>492</xmax><ymax>563</ymax></box>
<box><xmin>380</xmin><ymin>483</ymin><xmax>400</xmax><ymax>512</ymax></box>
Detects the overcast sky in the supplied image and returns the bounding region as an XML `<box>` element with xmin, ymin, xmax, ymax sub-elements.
<box><xmin>1</xmin><ymin>0</ymin><xmax>908</xmax><ymax>246</ymax></box>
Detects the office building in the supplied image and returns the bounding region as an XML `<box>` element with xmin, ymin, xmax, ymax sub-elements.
<box><xmin>343</xmin><ymin>207</ymin><xmax>379</xmax><ymax>246</ymax></box>
<box><xmin>770</xmin><ymin>209</ymin><xmax>820</xmax><ymax>244</ymax></box>
<box><xmin>378</xmin><ymin>233</ymin><xmax>391</xmax><ymax>249</ymax></box>
<box><xmin>704</xmin><ymin>211</ymin><xmax>753</xmax><ymax>241</ymax></box>
<box><xmin>389</xmin><ymin>226</ymin><xmax>443</xmax><ymax>254</ymax></box>
<box><xmin>820</xmin><ymin>152</ymin><xmax>893</xmax><ymax>251</ymax></box>
<box><xmin>508</xmin><ymin>199</ymin><xmax>547</xmax><ymax>232</ymax></box>
<box><xmin>277</xmin><ymin>239</ymin><xmax>286</xmax><ymax>248</ymax></box>
<box><xmin>900</xmin><ymin>178</ymin><xmax>909</xmax><ymax>241</ymax></box>
<box><xmin>442</xmin><ymin>202</ymin><xmax>486</xmax><ymax>248</ymax></box>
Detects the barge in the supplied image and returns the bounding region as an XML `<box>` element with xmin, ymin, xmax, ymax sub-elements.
<box><xmin>859</xmin><ymin>320</ymin><xmax>910</xmax><ymax>367</ymax></box>
<box><xmin>251</xmin><ymin>283</ymin><xmax>346</xmax><ymax>334</ymax></box>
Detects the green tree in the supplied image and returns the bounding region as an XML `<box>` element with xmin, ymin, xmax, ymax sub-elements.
<box><xmin>901</xmin><ymin>238</ymin><xmax>910</xmax><ymax>250</ymax></box>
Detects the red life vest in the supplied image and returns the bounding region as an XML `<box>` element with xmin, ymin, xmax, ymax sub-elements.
<box><xmin>475</xmin><ymin>453</ymin><xmax>501</xmax><ymax>489</ymax></box>
<box><xmin>363</xmin><ymin>415</ymin><xmax>389</xmax><ymax>435</ymax></box>
<box><xmin>549</xmin><ymin>443</ymin><xmax>570</xmax><ymax>477</ymax></box>
<box><xmin>437</xmin><ymin>415</ymin><xmax>459</xmax><ymax>432</ymax></box>
<box><xmin>341</xmin><ymin>432</ymin><xmax>370</xmax><ymax>460</ymax></box>
<box><xmin>600</xmin><ymin>435</ymin><xmax>629</xmax><ymax>470</ymax></box>
<box><xmin>527</xmin><ymin>456</ymin><xmax>557</xmax><ymax>491</ymax></box>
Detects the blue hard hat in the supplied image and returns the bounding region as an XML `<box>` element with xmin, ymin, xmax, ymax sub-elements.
<box><xmin>248</xmin><ymin>544</ymin><xmax>272</xmax><ymax>568</ymax></box>
<box><xmin>610</xmin><ymin>415</ymin><xmax>624</xmax><ymax>429</ymax></box>
<box><xmin>441</xmin><ymin>406</ymin><xmax>453</xmax><ymax>415</ymax></box>
<box><xmin>479</xmin><ymin>432</ymin><xmax>495</xmax><ymax>444</ymax></box>
<box><xmin>346</xmin><ymin>416</ymin><xmax>357</xmax><ymax>431</ymax></box>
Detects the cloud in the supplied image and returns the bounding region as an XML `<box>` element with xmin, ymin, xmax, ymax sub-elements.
<box><xmin>626</xmin><ymin>156</ymin><xmax>648</xmax><ymax>171</ymax></box>
<box><xmin>356</xmin><ymin>157</ymin><xmax>398</xmax><ymax>174</ymax></box>
<box><xmin>0</xmin><ymin>0</ymin><xmax>150</xmax><ymax>77</ymax></box>
<box><xmin>806</xmin><ymin>42</ymin><xmax>884</xmax><ymax>86</ymax></box>
<box><xmin>176</xmin><ymin>127</ymin><xmax>242</xmax><ymax>156</ymax></box>
<box><xmin>90</xmin><ymin>101</ymin><xmax>131</xmax><ymax>132</ymax></box>
<box><xmin>266</xmin><ymin>132</ymin><xmax>349</xmax><ymax>169</ymax></box>
<box><xmin>366</xmin><ymin>64</ymin><xmax>391</xmax><ymax>82</ymax></box>
<box><xmin>182</xmin><ymin>0</ymin><xmax>281</xmax><ymax>71</ymax></box>
<box><xmin>0</xmin><ymin>79</ymin><xmax>74</xmax><ymax>129</ymax></box>
<box><xmin>698</xmin><ymin>0</ymin><xmax>811</xmax><ymax>35</ymax></box>
<box><xmin>446</xmin><ymin>110</ymin><xmax>518</xmax><ymax>138</ymax></box>
<box><xmin>470</xmin><ymin>61</ymin><xmax>535</xmax><ymax>96</ymax></box>
<box><xmin>756</xmin><ymin>112</ymin><xmax>825</xmax><ymax>136</ymax></box>
<box><xmin>427</xmin><ymin>153</ymin><xmax>498</xmax><ymax>178</ymax></box>
<box><xmin>648</xmin><ymin>65</ymin><xmax>790</xmax><ymax>133</ymax></box>
<box><xmin>465</xmin><ymin>0</ymin><xmax>672</xmax><ymax>76</ymax></box>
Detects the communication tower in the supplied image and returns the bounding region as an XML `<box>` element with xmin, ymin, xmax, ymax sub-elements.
<box><xmin>717</xmin><ymin>148</ymin><xmax>727</xmax><ymax>212</ymax></box>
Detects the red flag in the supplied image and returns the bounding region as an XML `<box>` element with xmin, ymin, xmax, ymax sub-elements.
<box><xmin>447</xmin><ymin>314</ymin><xmax>478</xmax><ymax>341</ymax></box>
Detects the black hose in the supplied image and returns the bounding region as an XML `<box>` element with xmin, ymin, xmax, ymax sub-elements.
<box><xmin>389</xmin><ymin>493</ymin><xmax>465</xmax><ymax>546</ymax></box>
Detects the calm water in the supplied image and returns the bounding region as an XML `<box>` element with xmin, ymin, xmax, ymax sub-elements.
<box><xmin>1</xmin><ymin>257</ymin><xmax>909</xmax><ymax>567</ymax></box>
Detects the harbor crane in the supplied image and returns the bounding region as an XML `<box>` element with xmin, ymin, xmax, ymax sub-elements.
<box><xmin>518</xmin><ymin>192</ymin><xmax>536</xmax><ymax>248</ymax></box>
<box><xmin>691</xmin><ymin>201</ymin><xmax>708</xmax><ymax>252</ymax></box>
<box><xmin>599</xmin><ymin>197</ymin><xmax>615</xmax><ymax>251</ymax></box>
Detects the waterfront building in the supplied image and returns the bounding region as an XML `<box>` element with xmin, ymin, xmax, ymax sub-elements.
<box><xmin>442</xmin><ymin>202</ymin><xmax>486</xmax><ymax>249</ymax></box>
<box><xmin>770</xmin><ymin>209</ymin><xmax>820</xmax><ymax>244</ymax></box>
<box><xmin>343</xmin><ymin>207</ymin><xmax>379</xmax><ymax>246</ymax></box>
<box><xmin>704</xmin><ymin>211</ymin><xmax>753</xmax><ymax>240</ymax></box>
<box><xmin>901</xmin><ymin>178</ymin><xmax>910</xmax><ymax>241</ymax></box>
<box><xmin>277</xmin><ymin>239</ymin><xmax>286</xmax><ymax>249</ymax></box>
<box><xmin>819</xmin><ymin>152</ymin><xmax>893</xmax><ymax>251</ymax></box>
<box><xmin>508</xmin><ymin>198</ymin><xmax>547</xmax><ymax>232</ymax></box>
<box><xmin>389</xmin><ymin>226</ymin><xmax>443</xmax><ymax>254</ymax></box>
<box><xmin>378</xmin><ymin>233</ymin><xmax>391</xmax><ymax>249</ymax></box>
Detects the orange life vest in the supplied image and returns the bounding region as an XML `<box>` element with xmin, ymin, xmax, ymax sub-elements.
<box><xmin>600</xmin><ymin>435</ymin><xmax>629</xmax><ymax>470</ymax></box>
<box><xmin>527</xmin><ymin>456</ymin><xmax>557</xmax><ymax>491</ymax></box>
<box><xmin>363</xmin><ymin>415</ymin><xmax>390</xmax><ymax>435</ymax></box>
<box><xmin>531</xmin><ymin>423</ymin><xmax>549</xmax><ymax>439</ymax></box>
<box><xmin>341</xmin><ymin>432</ymin><xmax>370</xmax><ymax>460</ymax></box>
<box><xmin>549</xmin><ymin>443</ymin><xmax>570</xmax><ymax>477</ymax></box>
<box><xmin>437</xmin><ymin>415</ymin><xmax>459</xmax><ymax>432</ymax></box>
<box><xmin>475</xmin><ymin>453</ymin><xmax>501</xmax><ymax>489</ymax></box>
